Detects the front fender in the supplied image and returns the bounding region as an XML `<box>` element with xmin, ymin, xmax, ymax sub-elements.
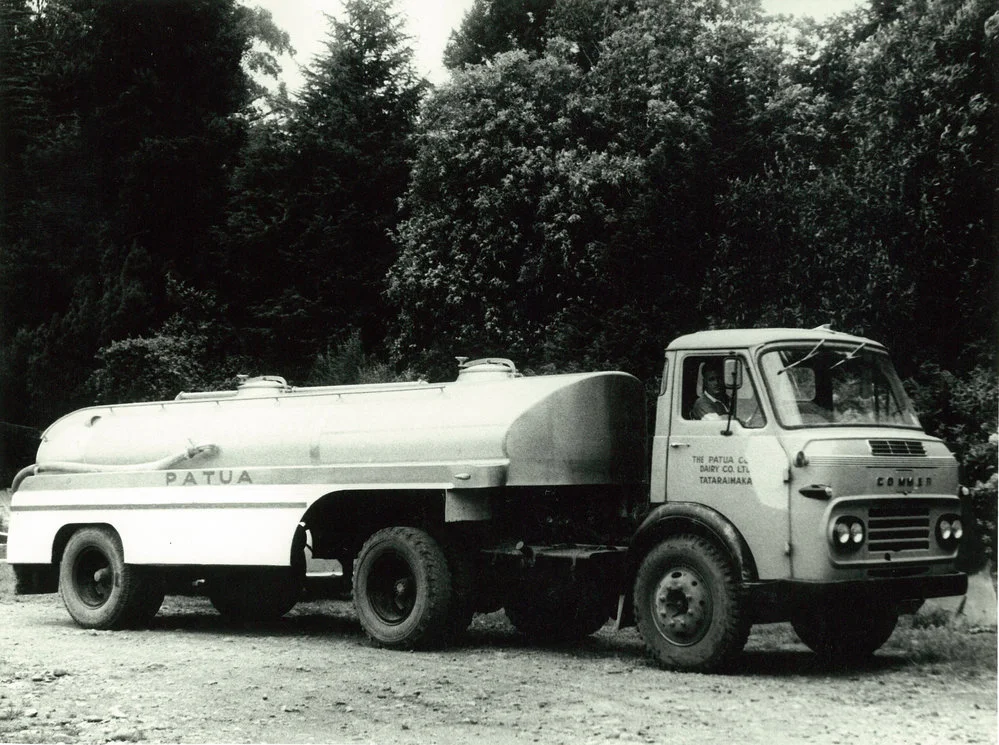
<box><xmin>614</xmin><ymin>502</ymin><xmax>758</xmax><ymax>629</ymax></box>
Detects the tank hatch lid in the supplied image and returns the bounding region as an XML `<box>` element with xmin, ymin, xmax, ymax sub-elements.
<box><xmin>455</xmin><ymin>358</ymin><xmax>519</xmax><ymax>383</ymax></box>
<box><xmin>235</xmin><ymin>375</ymin><xmax>289</xmax><ymax>396</ymax></box>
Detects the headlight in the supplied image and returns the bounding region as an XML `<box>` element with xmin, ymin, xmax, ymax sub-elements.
<box><xmin>850</xmin><ymin>521</ymin><xmax>865</xmax><ymax>544</ymax></box>
<box><xmin>936</xmin><ymin>514</ymin><xmax>963</xmax><ymax>549</ymax></box>
<box><xmin>831</xmin><ymin>516</ymin><xmax>865</xmax><ymax>552</ymax></box>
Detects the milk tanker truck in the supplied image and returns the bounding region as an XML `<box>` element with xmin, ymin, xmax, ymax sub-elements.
<box><xmin>4</xmin><ymin>327</ymin><xmax>968</xmax><ymax>671</ymax></box>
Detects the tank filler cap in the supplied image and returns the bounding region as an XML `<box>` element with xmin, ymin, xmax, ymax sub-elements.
<box><xmin>455</xmin><ymin>358</ymin><xmax>519</xmax><ymax>383</ymax></box>
<box><xmin>235</xmin><ymin>375</ymin><xmax>289</xmax><ymax>396</ymax></box>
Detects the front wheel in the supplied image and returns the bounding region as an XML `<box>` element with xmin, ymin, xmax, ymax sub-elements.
<box><xmin>353</xmin><ymin>527</ymin><xmax>453</xmax><ymax>649</ymax></box>
<box><xmin>792</xmin><ymin>602</ymin><xmax>898</xmax><ymax>662</ymax></box>
<box><xmin>633</xmin><ymin>535</ymin><xmax>750</xmax><ymax>672</ymax></box>
<box><xmin>60</xmin><ymin>527</ymin><xmax>149</xmax><ymax>629</ymax></box>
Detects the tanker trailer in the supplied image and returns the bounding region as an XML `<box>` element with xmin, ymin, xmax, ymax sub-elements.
<box><xmin>6</xmin><ymin>327</ymin><xmax>969</xmax><ymax>673</ymax></box>
<box><xmin>6</xmin><ymin>358</ymin><xmax>648</xmax><ymax>647</ymax></box>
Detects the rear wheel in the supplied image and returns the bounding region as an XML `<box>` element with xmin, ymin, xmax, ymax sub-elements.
<box><xmin>60</xmin><ymin>527</ymin><xmax>148</xmax><ymax>630</ymax></box>
<box><xmin>792</xmin><ymin>602</ymin><xmax>898</xmax><ymax>661</ymax></box>
<box><xmin>633</xmin><ymin>535</ymin><xmax>750</xmax><ymax>672</ymax></box>
<box><xmin>353</xmin><ymin>527</ymin><xmax>452</xmax><ymax>649</ymax></box>
<box><xmin>504</xmin><ymin>576</ymin><xmax>611</xmax><ymax>641</ymax></box>
<box><xmin>442</xmin><ymin>544</ymin><xmax>476</xmax><ymax>641</ymax></box>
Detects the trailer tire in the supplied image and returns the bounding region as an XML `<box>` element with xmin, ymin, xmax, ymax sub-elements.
<box><xmin>792</xmin><ymin>602</ymin><xmax>898</xmax><ymax>661</ymax></box>
<box><xmin>208</xmin><ymin>528</ymin><xmax>306</xmax><ymax>622</ymax></box>
<box><xmin>353</xmin><ymin>527</ymin><xmax>452</xmax><ymax>650</ymax></box>
<box><xmin>633</xmin><ymin>534</ymin><xmax>750</xmax><ymax>672</ymax></box>
<box><xmin>133</xmin><ymin>570</ymin><xmax>166</xmax><ymax>626</ymax></box>
<box><xmin>59</xmin><ymin>527</ymin><xmax>148</xmax><ymax>630</ymax></box>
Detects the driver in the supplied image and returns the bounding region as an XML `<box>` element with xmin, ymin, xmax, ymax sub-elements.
<box><xmin>692</xmin><ymin>361</ymin><xmax>730</xmax><ymax>420</ymax></box>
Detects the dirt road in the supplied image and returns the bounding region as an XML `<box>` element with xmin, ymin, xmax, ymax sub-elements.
<box><xmin>0</xmin><ymin>590</ymin><xmax>994</xmax><ymax>745</ymax></box>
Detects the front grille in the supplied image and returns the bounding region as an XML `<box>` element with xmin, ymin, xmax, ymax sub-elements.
<box><xmin>867</xmin><ymin>504</ymin><xmax>930</xmax><ymax>552</ymax></box>
<box><xmin>868</xmin><ymin>439</ymin><xmax>926</xmax><ymax>456</ymax></box>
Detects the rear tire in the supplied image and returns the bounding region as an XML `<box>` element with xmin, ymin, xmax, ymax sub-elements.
<box><xmin>60</xmin><ymin>527</ymin><xmax>148</xmax><ymax>630</ymax></box>
<box><xmin>633</xmin><ymin>535</ymin><xmax>750</xmax><ymax>672</ymax></box>
<box><xmin>353</xmin><ymin>527</ymin><xmax>452</xmax><ymax>649</ymax></box>
<box><xmin>504</xmin><ymin>575</ymin><xmax>611</xmax><ymax>641</ymax></box>
<box><xmin>442</xmin><ymin>544</ymin><xmax>476</xmax><ymax>642</ymax></box>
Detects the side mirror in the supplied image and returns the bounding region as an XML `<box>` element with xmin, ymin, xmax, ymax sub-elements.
<box><xmin>723</xmin><ymin>357</ymin><xmax>743</xmax><ymax>391</ymax></box>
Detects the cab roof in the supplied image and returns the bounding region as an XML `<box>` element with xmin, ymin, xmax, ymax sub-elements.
<box><xmin>666</xmin><ymin>327</ymin><xmax>886</xmax><ymax>352</ymax></box>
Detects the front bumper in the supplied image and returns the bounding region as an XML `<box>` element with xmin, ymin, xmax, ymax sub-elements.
<box><xmin>747</xmin><ymin>572</ymin><xmax>968</xmax><ymax>622</ymax></box>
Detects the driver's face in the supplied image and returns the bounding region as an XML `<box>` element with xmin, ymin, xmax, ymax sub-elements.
<box><xmin>703</xmin><ymin>370</ymin><xmax>723</xmax><ymax>396</ymax></box>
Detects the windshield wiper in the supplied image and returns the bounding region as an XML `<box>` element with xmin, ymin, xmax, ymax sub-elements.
<box><xmin>829</xmin><ymin>341</ymin><xmax>868</xmax><ymax>370</ymax></box>
<box><xmin>778</xmin><ymin>340</ymin><xmax>825</xmax><ymax>375</ymax></box>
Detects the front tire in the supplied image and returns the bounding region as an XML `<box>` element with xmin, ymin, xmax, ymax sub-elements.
<box><xmin>353</xmin><ymin>527</ymin><xmax>452</xmax><ymax>649</ymax></box>
<box><xmin>60</xmin><ymin>527</ymin><xmax>148</xmax><ymax>630</ymax></box>
<box><xmin>633</xmin><ymin>535</ymin><xmax>750</xmax><ymax>672</ymax></box>
<box><xmin>792</xmin><ymin>602</ymin><xmax>898</xmax><ymax>661</ymax></box>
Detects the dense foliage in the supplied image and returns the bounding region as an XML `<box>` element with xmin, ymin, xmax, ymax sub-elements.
<box><xmin>0</xmin><ymin>0</ymin><xmax>995</xmax><ymax>558</ymax></box>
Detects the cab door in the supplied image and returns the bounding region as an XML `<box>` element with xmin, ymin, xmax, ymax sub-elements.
<box><xmin>664</xmin><ymin>353</ymin><xmax>791</xmax><ymax>581</ymax></box>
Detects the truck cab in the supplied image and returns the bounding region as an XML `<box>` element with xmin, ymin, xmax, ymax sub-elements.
<box><xmin>631</xmin><ymin>327</ymin><xmax>966</xmax><ymax>667</ymax></box>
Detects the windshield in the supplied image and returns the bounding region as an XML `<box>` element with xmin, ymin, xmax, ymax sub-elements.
<box><xmin>760</xmin><ymin>345</ymin><xmax>921</xmax><ymax>429</ymax></box>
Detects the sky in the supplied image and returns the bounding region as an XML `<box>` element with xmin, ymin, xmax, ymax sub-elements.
<box><xmin>253</xmin><ymin>0</ymin><xmax>866</xmax><ymax>91</ymax></box>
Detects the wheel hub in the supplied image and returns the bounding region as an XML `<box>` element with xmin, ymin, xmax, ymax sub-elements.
<box><xmin>74</xmin><ymin>548</ymin><xmax>113</xmax><ymax>609</ymax></box>
<box><xmin>367</xmin><ymin>552</ymin><xmax>417</xmax><ymax>625</ymax></box>
<box><xmin>652</xmin><ymin>567</ymin><xmax>712</xmax><ymax>646</ymax></box>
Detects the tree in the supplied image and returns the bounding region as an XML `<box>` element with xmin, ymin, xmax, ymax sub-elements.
<box><xmin>443</xmin><ymin>0</ymin><xmax>633</xmax><ymax>72</ymax></box>
<box><xmin>443</xmin><ymin>0</ymin><xmax>556</xmax><ymax>69</ymax></box>
<box><xmin>390</xmin><ymin>0</ymin><xmax>781</xmax><ymax>379</ymax></box>
<box><xmin>0</xmin><ymin>0</ymin><xmax>289</xmax><ymax>480</ymax></box>
<box><xmin>704</xmin><ymin>0</ymin><xmax>997</xmax><ymax>374</ymax></box>
<box><xmin>223</xmin><ymin>0</ymin><xmax>427</xmax><ymax>376</ymax></box>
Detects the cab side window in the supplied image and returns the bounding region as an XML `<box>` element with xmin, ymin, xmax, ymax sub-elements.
<box><xmin>681</xmin><ymin>355</ymin><xmax>765</xmax><ymax>428</ymax></box>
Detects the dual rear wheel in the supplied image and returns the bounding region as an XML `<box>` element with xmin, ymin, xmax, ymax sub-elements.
<box><xmin>352</xmin><ymin>526</ymin><xmax>472</xmax><ymax>649</ymax></box>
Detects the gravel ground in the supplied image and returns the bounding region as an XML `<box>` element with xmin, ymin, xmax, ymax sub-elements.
<box><xmin>0</xmin><ymin>583</ymin><xmax>994</xmax><ymax>745</ymax></box>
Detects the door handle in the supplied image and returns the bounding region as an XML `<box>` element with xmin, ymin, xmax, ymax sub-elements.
<box><xmin>669</xmin><ymin>442</ymin><xmax>690</xmax><ymax>449</ymax></box>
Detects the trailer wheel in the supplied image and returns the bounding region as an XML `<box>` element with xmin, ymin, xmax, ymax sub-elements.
<box><xmin>353</xmin><ymin>527</ymin><xmax>452</xmax><ymax>649</ymax></box>
<box><xmin>633</xmin><ymin>534</ymin><xmax>750</xmax><ymax>672</ymax></box>
<box><xmin>792</xmin><ymin>602</ymin><xmax>898</xmax><ymax>662</ymax></box>
<box><xmin>59</xmin><ymin>527</ymin><xmax>148</xmax><ymax>630</ymax></box>
<box><xmin>133</xmin><ymin>570</ymin><xmax>166</xmax><ymax>626</ymax></box>
<box><xmin>208</xmin><ymin>527</ymin><xmax>305</xmax><ymax>622</ymax></box>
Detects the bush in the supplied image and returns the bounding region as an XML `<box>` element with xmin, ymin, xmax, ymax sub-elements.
<box><xmin>908</xmin><ymin>364</ymin><xmax>998</xmax><ymax>572</ymax></box>
<box><xmin>308</xmin><ymin>330</ymin><xmax>416</xmax><ymax>386</ymax></box>
<box><xmin>88</xmin><ymin>333</ymin><xmax>209</xmax><ymax>404</ymax></box>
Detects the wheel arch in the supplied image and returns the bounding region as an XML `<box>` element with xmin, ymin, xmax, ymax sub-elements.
<box><xmin>617</xmin><ymin>502</ymin><xmax>758</xmax><ymax>629</ymax></box>
<box><xmin>300</xmin><ymin>488</ymin><xmax>448</xmax><ymax>562</ymax></box>
<box><xmin>52</xmin><ymin>522</ymin><xmax>118</xmax><ymax>564</ymax></box>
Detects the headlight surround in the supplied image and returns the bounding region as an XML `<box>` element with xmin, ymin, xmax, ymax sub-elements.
<box><xmin>830</xmin><ymin>516</ymin><xmax>865</xmax><ymax>552</ymax></box>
